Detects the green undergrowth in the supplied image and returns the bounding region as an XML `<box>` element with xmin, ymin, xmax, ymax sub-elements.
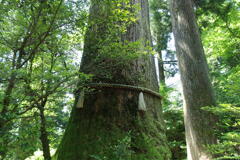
<box><xmin>203</xmin><ymin>104</ymin><xmax>240</xmax><ymax>159</ymax></box>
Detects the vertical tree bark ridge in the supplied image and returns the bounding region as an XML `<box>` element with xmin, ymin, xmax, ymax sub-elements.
<box><xmin>55</xmin><ymin>0</ymin><xmax>171</xmax><ymax>159</ymax></box>
<box><xmin>169</xmin><ymin>0</ymin><xmax>217</xmax><ymax>159</ymax></box>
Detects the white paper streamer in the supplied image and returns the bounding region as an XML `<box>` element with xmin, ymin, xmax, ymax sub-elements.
<box><xmin>138</xmin><ymin>92</ymin><xmax>147</xmax><ymax>111</ymax></box>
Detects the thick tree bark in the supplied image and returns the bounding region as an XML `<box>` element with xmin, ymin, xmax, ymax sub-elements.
<box><xmin>55</xmin><ymin>0</ymin><xmax>171</xmax><ymax>159</ymax></box>
<box><xmin>169</xmin><ymin>0</ymin><xmax>217</xmax><ymax>159</ymax></box>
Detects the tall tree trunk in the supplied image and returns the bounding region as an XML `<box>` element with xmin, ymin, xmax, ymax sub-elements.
<box><xmin>158</xmin><ymin>52</ymin><xmax>165</xmax><ymax>85</ymax></box>
<box><xmin>0</xmin><ymin>51</ymin><xmax>20</xmax><ymax>160</ymax></box>
<box><xmin>169</xmin><ymin>0</ymin><xmax>217</xmax><ymax>159</ymax></box>
<box><xmin>55</xmin><ymin>0</ymin><xmax>171</xmax><ymax>159</ymax></box>
<box><xmin>39</xmin><ymin>98</ymin><xmax>51</xmax><ymax>160</ymax></box>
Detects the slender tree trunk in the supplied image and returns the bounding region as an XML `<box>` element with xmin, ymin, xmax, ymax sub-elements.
<box><xmin>158</xmin><ymin>52</ymin><xmax>165</xmax><ymax>85</ymax></box>
<box><xmin>169</xmin><ymin>0</ymin><xmax>217</xmax><ymax>159</ymax></box>
<box><xmin>55</xmin><ymin>0</ymin><xmax>171</xmax><ymax>159</ymax></box>
<box><xmin>0</xmin><ymin>51</ymin><xmax>19</xmax><ymax>160</ymax></box>
<box><xmin>39</xmin><ymin>99</ymin><xmax>51</xmax><ymax>160</ymax></box>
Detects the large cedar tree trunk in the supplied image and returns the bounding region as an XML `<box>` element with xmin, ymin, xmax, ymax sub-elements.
<box><xmin>55</xmin><ymin>0</ymin><xmax>171</xmax><ymax>159</ymax></box>
<box><xmin>169</xmin><ymin>0</ymin><xmax>217</xmax><ymax>159</ymax></box>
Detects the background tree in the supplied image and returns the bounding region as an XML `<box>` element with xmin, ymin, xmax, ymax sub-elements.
<box><xmin>150</xmin><ymin>0</ymin><xmax>178</xmax><ymax>84</ymax></box>
<box><xmin>150</xmin><ymin>0</ymin><xmax>171</xmax><ymax>84</ymax></box>
<box><xmin>0</xmin><ymin>0</ymin><xmax>88</xmax><ymax>159</ymax></box>
<box><xmin>169</xmin><ymin>0</ymin><xmax>217</xmax><ymax>159</ymax></box>
<box><xmin>196</xmin><ymin>0</ymin><xmax>240</xmax><ymax>158</ymax></box>
<box><xmin>150</xmin><ymin>1</ymin><xmax>186</xmax><ymax>159</ymax></box>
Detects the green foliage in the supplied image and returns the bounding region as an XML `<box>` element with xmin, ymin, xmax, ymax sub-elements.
<box><xmin>196</xmin><ymin>1</ymin><xmax>240</xmax><ymax>159</ymax></box>
<box><xmin>0</xmin><ymin>0</ymin><xmax>89</xmax><ymax>159</ymax></box>
<box><xmin>197</xmin><ymin>0</ymin><xmax>240</xmax><ymax>97</ymax></box>
<box><xmin>150</xmin><ymin>0</ymin><xmax>178</xmax><ymax>78</ymax></box>
<box><xmin>159</xmin><ymin>85</ymin><xmax>186</xmax><ymax>160</ymax></box>
<box><xmin>203</xmin><ymin>104</ymin><xmax>240</xmax><ymax>159</ymax></box>
<box><xmin>150</xmin><ymin>0</ymin><xmax>171</xmax><ymax>52</ymax></box>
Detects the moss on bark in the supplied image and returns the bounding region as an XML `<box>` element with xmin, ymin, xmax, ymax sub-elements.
<box><xmin>55</xmin><ymin>90</ymin><xmax>170</xmax><ymax>160</ymax></box>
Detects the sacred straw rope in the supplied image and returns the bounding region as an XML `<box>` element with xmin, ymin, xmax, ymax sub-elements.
<box><xmin>86</xmin><ymin>83</ymin><xmax>162</xmax><ymax>99</ymax></box>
